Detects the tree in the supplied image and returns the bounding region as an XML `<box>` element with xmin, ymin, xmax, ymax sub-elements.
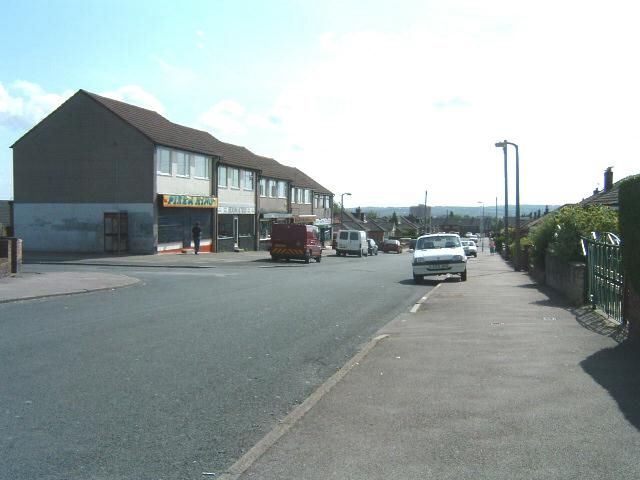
<box><xmin>391</xmin><ymin>212</ymin><xmax>399</xmax><ymax>226</ymax></box>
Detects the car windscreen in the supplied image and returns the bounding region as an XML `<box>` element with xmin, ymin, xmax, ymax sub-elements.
<box><xmin>416</xmin><ymin>236</ymin><xmax>461</xmax><ymax>250</ymax></box>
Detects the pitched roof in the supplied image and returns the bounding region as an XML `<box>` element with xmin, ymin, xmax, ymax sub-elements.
<box><xmin>284</xmin><ymin>166</ymin><xmax>332</xmax><ymax>194</ymax></box>
<box><xmin>579</xmin><ymin>182</ymin><xmax>622</xmax><ymax>209</ymax></box>
<box><xmin>14</xmin><ymin>89</ymin><xmax>335</xmax><ymax>189</ymax></box>
<box><xmin>83</xmin><ymin>90</ymin><xmax>225</xmax><ymax>158</ymax></box>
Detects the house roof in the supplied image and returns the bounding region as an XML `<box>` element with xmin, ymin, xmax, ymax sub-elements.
<box><xmin>579</xmin><ymin>182</ymin><xmax>621</xmax><ymax>209</ymax></box>
<box><xmin>281</xmin><ymin>166</ymin><xmax>332</xmax><ymax>195</ymax></box>
<box><xmin>83</xmin><ymin>90</ymin><xmax>227</xmax><ymax>159</ymax></box>
<box><xmin>13</xmin><ymin>89</ymin><xmax>335</xmax><ymax>191</ymax></box>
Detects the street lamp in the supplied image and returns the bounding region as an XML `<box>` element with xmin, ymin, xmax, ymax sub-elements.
<box><xmin>340</xmin><ymin>192</ymin><xmax>352</xmax><ymax>227</ymax></box>
<box><xmin>495</xmin><ymin>140</ymin><xmax>520</xmax><ymax>270</ymax></box>
<box><xmin>477</xmin><ymin>201</ymin><xmax>485</xmax><ymax>252</ymax></box>
<box><xmin>424</xmin><ymin>190</ymin><xmax>428</xmax><ymax>234</ymax></box>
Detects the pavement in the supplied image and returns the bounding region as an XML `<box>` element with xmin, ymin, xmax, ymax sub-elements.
<box><xmin>2</xmin><ymin>248</ymin><xmax>639</xmax><ymax>479</ymax></box>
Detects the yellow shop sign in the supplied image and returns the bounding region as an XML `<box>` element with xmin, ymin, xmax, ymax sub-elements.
<box><xmin>162</xmin><ymin>195</ymin><xmax>218</xmax><ymax>208</ymax></box>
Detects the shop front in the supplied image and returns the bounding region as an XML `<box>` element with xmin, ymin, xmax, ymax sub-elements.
<box><xmin>157</xmin><ymin>194</ymin><xmax>217</xmax><ymax>253</ymax></box>
<box><xmin>217</xmin><ymin>205</ymin><xmax>256</xmax><ymax>252</ymax></box>
<box><xmin>314</xmin><ymin>217</ymin><xmax>333</xmax><ymax>246</ymax></box>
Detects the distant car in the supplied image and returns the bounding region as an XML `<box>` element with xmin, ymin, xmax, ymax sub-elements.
<box><xmin>367</xmin><ymin>238</ymin><xmax>379</xmax><ymax>256</ymax></box>
<box><xmin>382</xmin><ymin>239</ymin><xmax>402</xmax><ymax>253</ymax></box>
<box><xmin>412</xmin><ymin>233</ymin><xmax>467</xmax><ymax>283</ymax></box>
<box><xmin>461</xmin><ymin>239</ymin><xmax>478</xmax><ymax>257</ymax></box>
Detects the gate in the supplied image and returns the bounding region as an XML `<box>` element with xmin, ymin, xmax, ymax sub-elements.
<box><xmin>584</xmin><ymin>237</ymin><xmax>624</xmax><ymax>324</ymax></box>
<box><xmin>104</xmin><ymin>212</ymin><xmax>129</xmax><ymax>253</ymax></box>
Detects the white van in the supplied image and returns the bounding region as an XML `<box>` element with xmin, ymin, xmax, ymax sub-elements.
<box><xmin>336</xmin><ymin>230</ymin><xmax>368</xmax><ymax>257</ymax></box>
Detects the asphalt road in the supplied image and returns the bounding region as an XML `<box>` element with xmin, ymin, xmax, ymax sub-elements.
<box><xmin>0</xmin><ymin>251</ymin><xmax>430</xmax><ymax>479</ymax></box>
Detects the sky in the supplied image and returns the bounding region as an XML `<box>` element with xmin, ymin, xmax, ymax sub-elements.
<box><xmin>1</xmin><ymin>0</ymin><xmax>639</xmax><ymax>209</ymax></box>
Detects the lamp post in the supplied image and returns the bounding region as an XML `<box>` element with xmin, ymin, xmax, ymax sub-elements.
<box><xmin>424</xmin><ymin>190</ymin><xmax>428</xmax><ymax>234</ymax></box>
<box><xmin>495</xmin><ymin>140</ymin><xmax>520</xmax><ymax>270</ymax></box>
<box><xmin>477</xmin><ymin>201</ymin><xmax>485</xmax><ymax>252</ymax></box>
<box><xmin>340</xmin><ymin>192</ymin><xmax>352</xmax><ymax>227</ymax></box>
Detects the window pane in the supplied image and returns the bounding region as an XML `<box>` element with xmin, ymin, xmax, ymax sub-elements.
<box><xmin>231</xmin><ymin>168</ymin><xmax>240</xmax><ymax>188</ymax></box>
<box><xmin>278</xmin><ymin>181</ymin><xmax>287</xmax><ymax>198</ymax></box>
<box><xmin>243</xmin><ymin>171</ymin><xmax>254</xmax><ymax>190</ymax></box>
<box><xmin>194</xmin><ymin>155</ymin><xmax>209</xmax><ymax>178</ymax></box>
<box><xmin>269</xmin><ymin>180</ymin><xmax>277</xmax><ymax>198</ymax></box>
<box><xmin>157</xmin><ymin>148</ymin><xmax>171</xmax><ymax>174</ymax></box>
<box><xmin>176</xmin><ymin>152</ymin><xmax>189</xmax><ymax>176</ymax></box>
<box><xmin>259</xmin><ymin>178</ymin><xmax>266</xmax><ymax>196</ymax></box>
<box><xmin>218</xmin><ymin>166</ymin><xmax>227</xmax><ymax>187</ymax></box>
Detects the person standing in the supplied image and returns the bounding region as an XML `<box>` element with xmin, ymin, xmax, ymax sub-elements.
<box><xmin>192</xmin><ymin>222</ymin><xmax>202</xmax><ymax>254</ymax></box>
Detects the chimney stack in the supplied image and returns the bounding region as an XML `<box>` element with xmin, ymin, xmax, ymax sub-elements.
<box><xmin>604</xmin><ymin>167</ymin><xmax>613</xmax><ymax>192</ymax></box>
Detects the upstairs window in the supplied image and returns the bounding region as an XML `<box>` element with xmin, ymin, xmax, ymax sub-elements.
<box><xmin>194</xmin><ymin>155</ymin><xmax>210</xmax><ymax>179</ymax></box>
<box><xmin>278</xmin><ymin>181</ymin><xmax>287</xmax><ymax>198</ymax></box>
<box><xmin>243</xmin><ymin>170</ymin><xmax>254</xmax><ymax>190</ymax></box>
<box><xmin>269</xmin><ymin>180</ymin><xmax>277</xmax><ymax>198</ymax></box>
<box><xmin>230</xmin><ymin>168</ymin><xmax>240</xmax><ymax>189</ymax></box>
<box><xmin>259</xmin><ymin>178</ymin><xmax>266</xmax><ymax>197</ymax></box>
<box><xmin>157</xmin><ymin>148</ymin><xmax>171</xmax><ymax>175</ymax></box>
<box><xmin>305</xmin><ymin>189</ymin><xmax>312</xmax><ymax>204</ymax></box>
<box><xmin>218</xmin><ymin>165</ymin><xmax>227</xmax><ymax>187</ymax></box>
<box><xmin>176</xmin><ymin>152</ymin><xmax>189</xmax><ymax>177</ymax></box>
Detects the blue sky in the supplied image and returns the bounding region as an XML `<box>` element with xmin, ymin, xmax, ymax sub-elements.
<box><xmin>2</xmin><ymin>0</ymin><xmax>640</xmax><ymax>208</ymax></box>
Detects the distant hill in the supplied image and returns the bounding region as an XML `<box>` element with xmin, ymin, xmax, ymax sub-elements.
<box><xmin>360</xmin><ymin>205</ymin><xmax>559</xmax><ymax>218</ymax></box>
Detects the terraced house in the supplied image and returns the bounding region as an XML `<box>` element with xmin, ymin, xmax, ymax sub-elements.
<box><xmin>11</xmin><ymin>89</ymin><xmax>333</xmax><ymax>254</ymax></box>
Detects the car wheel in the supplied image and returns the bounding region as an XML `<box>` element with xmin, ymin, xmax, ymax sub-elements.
<box><xmin>461</xmin><ymin>269</ymin><xmax>467</xmax><ymax>281</ymax></box>
<box><xmin>304</xmin><ymin>251</ymin><xmax>311</xmax><ymax>264</ymax></box>
<box><xmin>316</xmin><ymin>255</ymin><xmax>321</xmax><ymax>263</ymax></box>
<box><xmin>358</xmin><ymin>250</ymin><xmax>362</xmax><ymax>257</ymax></box>
<box><xmin>271</xmin><ymin>255</ymin><xmax>279</xmax><ymax>262</ymax></box>
<box><xmin>413</xmin><ymin>274</ymin><xmax>423</xmax><ymax>284</ymax></box>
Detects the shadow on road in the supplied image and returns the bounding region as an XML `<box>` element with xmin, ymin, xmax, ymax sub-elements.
<box><xmin>581</xmin><ymin>341</ymin><xmax>640</xmax><ymax>431</ymax></box>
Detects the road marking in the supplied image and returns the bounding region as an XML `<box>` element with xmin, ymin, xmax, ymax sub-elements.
<box><xmin>410</xmin><ymin>283</ymin><xmax>441</xmax><ymax>313</ymax></box>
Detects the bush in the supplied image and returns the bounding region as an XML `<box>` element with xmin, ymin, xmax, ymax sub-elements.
<box><xmin>529</xmin><ymin>204</ymin><xmax>618</xmax><ymax>265</ymax></box>
<box><xmin>619</xmin><ymin>175</ymin><xmax>640</xmax><ymax>293</ymax></box>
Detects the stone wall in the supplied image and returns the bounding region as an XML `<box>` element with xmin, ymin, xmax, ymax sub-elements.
<box><xmin>544</xmin><ymin>254</ymin><xmax>586</xmax><ymax>306</ymax></box>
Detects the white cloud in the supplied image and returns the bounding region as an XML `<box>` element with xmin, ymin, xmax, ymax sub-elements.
<box><xmin>0</xmin><ymin>81</ymin><xmax>72</xmax><ymax>130</ymax></box>
<box><xmin>211</xmin><ymin>1</ymin><xmax>640</xmax><ymax>207</ymax></box>
<box><xmin>100</xmin><ymin>85</ymin><xmax>166</xmax><ymax>115</ymax></box>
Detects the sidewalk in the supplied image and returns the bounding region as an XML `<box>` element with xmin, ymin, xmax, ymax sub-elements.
<box><xmin>1</xmin><ymin>248</ymin><xmax>337</xmax><ymax>303</ymax></box>
<box><xmin>221</xmin><ymin>252</ymin><xmax>639</xmax><ymax>480</ymax></box>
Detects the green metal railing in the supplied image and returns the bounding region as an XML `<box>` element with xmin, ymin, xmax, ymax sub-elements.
<box><xmin>584</xmin><ymin>238</ymin><xmax>624</xmax><ymax>324</ymax></box>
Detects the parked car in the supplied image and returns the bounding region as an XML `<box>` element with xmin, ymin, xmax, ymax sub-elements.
<box><xmin>270</xmin><ymin>223</ymin><xmax>322</xmax><ymax>263</ymax></box>
<box><xmin>367</xmin><ymin>238</ymin><xmax>379</xmax><ymax>256</ymax></box>
<box><xmin>382</xmin><ymin>239</ymin><xmax>402</xmax><ymax>253</ymax></box>
<box><xmin>412</xmin><ymin>233</ymin><xmax>467</xmax><ymax>283</ymax></box>
<box><xmin>461</xmin><ymin>239</ymin><xmax>478</xmax><ymax>257</ymax></box>
<box><xmin>336</xmin><ymin>230</ymin><xmax>368</xmax><ymax>257</ymax></box>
